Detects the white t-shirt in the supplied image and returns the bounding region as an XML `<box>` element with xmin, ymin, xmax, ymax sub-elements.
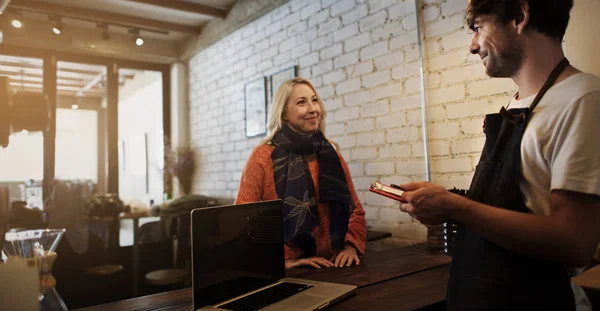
<box><xmin>508</xmin><ymin>72</ymin><xmax>600</xmax><ymax>311</ymax></box>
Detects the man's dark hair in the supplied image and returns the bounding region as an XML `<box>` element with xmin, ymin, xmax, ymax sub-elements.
<box><xmin>466</xmin><ymin>0</ymin><xmax>574</xmax><ymax>41</ymax></box>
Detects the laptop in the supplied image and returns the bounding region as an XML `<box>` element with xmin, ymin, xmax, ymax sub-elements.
<box><xmin>191</xmin><ymin>200</ymin><xmax>357</xmax><ymax>311</ymax></box>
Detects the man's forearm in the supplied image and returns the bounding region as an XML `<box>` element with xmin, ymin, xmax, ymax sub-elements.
<box><xmin>452</xmin><ymin>196</ymin><xmax>587</xmax><ymax>265</ymax></box>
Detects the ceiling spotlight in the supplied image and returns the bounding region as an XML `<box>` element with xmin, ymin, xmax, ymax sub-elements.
<box><xmin>11</xmin><ymin>19</ymin><xmax>22</xmax><ymax>28</ymax></box>
<box><xmin>52</xmin><ymin>25</ymin><xmax>62</xmax><ymax>35</ymax></box>
<box><xmin>135</xmin><ymin>37</ymin><xmax>144</xmax><ymax>46</ymax></box>
<box><xmin>71</xmin><ymin>104</ymin><xmax>79</xmax><ymax>110</ymax></box>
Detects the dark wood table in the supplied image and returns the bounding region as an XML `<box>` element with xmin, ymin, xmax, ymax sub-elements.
<box><xmin>76</xmin><ymin>243</ymin><xmax>451</xmax><ymax>311</ymax></box>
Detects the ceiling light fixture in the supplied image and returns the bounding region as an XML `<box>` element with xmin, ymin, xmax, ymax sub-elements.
<box><xmin>71</xmin><ymin>104</ymin><xmax>79</xmax><ymax>110</ymax></box>
<box><xmin>51</xmin><ymin>16</ymin><xmax>62</xmax><ymax>35</ymax></box>
<box><xmin>11</xmin><ymin>19</ymin><xmax>22</xmax><ymax>28</ymax></box>
<box><xmin>128</xmin><ymin>28</ymin><xmax>144</xmax><ymax>46</ymax></box>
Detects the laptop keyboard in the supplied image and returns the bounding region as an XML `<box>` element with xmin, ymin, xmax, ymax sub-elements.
<box><xmin>219</xmin><ymin>282</ymin><xmax>313</xmax><ymax>311</ymax></box>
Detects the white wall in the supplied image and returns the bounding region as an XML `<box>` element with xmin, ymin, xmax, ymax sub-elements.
<box><xmin>565</xmin><ymin>0</ymin><xmax>600</xmax><ymax>76</ymax></box>
<box><xmin>118</xmin><ymin>71</ymin><xmax>164</xmax><ymax>206</ymax></box>
<box><xmin>188</xmin><ymin>0</ymin><xmax>518</xmax><ymax>239</ymax></box>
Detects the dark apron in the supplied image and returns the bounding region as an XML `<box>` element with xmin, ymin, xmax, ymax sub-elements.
<box><xmin>446</xmin><ymin>58</ymin><xmax>575</xmax><ymax>311</ymax></box>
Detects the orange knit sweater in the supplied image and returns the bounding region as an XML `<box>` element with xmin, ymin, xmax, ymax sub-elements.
<box><xmin>235</xmin><ymin>144</ymin><xmax>367</xmax><ymax>260</ymax></box>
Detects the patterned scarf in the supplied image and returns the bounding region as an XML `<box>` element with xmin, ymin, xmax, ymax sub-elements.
<box><xmin>271</xmin><ymin>124</ymin><xmax>354</xmax><ymax>257</ymax></box>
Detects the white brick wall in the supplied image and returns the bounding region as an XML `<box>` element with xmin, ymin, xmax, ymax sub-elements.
<box><xmin>188</xmin><ymin>0</ymin><xmax>517</xmax><ymax>239</ymax></box>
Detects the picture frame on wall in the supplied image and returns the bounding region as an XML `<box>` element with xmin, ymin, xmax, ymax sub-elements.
<box><xmin>244</xmin><ymin>76</ymin><xmax>267</xmax><ymax>138</ymax></box>
<box><xmin>270</xmin><ymin>65</ymin><xmax>297</xmax><ymax>100</ymax></box>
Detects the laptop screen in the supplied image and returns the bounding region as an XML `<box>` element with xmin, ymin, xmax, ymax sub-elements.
<box><xmin>191</xmin><ymin>200</ymin><xmax>285</xmax><ymax>309</ymax></box>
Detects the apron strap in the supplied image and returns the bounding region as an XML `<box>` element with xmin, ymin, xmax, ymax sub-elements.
<box><xmin>529</xmin><ymin>58</ymin><xmax>570</xmax><ymax>111</ymax></box>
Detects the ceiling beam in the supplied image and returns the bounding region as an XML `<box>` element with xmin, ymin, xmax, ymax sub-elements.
<box><xmin>8</xmin><ymin>0</ymin><xmax>201</xmax><ymax>34</ymax></box>
<box><xmin>77</xmin><ymin>72</ymin><xmax>105</xmax><ymax>97</ymax></box>
<box><xmin>9</xmin><ymin>86</ymin><xmax>106</xmax><ymax>98</ymax></box>
<box><xmin>124</xmin><ymin>0</ymin><xmax>227</xmax><ymax>19</ymax></box>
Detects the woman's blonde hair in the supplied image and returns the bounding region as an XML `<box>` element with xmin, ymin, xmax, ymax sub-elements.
<box><xmin>261</xmin><ymin>77</ymin><xmax>339</xmax><ymax>149</ymax></box>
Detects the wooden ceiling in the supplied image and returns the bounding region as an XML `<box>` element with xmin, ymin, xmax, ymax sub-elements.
<box><xmin>0</xmin><ymin>0</ymin><xmax>239</xmax><ymax>62</ymax></box>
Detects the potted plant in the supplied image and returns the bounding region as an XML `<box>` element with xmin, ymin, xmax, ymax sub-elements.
<box><xmin>165</xmin><ymin>145</ymin><xmax>196</xmax><ymax>197</ymax></box>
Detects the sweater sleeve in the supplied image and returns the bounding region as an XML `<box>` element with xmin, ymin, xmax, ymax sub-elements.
<box><xmin>234</xmin><ymin>147</ymin><xmax>265</xmax><ymax>204</ymax></box>
<box><xmin>339</xmin><ymin>153</ymin><xmax>367</xmax><ymax>256</ymax></box>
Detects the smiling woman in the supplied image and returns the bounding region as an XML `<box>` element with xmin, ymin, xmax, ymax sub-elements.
<box><xmin>235</xmin><ymin>77</ymin><xmax>367</xmax><ymax>270</ymax></box>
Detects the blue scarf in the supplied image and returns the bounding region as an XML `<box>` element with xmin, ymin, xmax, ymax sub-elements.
<box><xmin>271</xmin><ymin>124</ymin><xmax>354</xmax><ymax>257</ymax></box>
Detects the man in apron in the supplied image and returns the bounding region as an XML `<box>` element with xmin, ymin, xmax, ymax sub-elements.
<box><xmin>399</xmin><ymin>0</ymin><xmax>600</xmax><ymax>310</ymax></box>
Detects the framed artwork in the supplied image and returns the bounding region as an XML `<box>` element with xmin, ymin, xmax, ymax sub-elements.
<box><xmin>270</xmin><ymin>65</ymin><xmax>297</xmax><ymax>99</ymax></box>
<box><xmin>244</xmin><ymin>77</ymin><xmax>267</xmax><ymax>137</ymax></box>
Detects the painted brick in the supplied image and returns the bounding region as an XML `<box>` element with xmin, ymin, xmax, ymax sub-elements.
<box><xmin>335</xmin><ymin>135</ymin><xmax>357</xmax><ymax>149</ymax></box>
<box><xmin>300</xmin><ymin>1</ymin><xmax>322</xmax><ymax>20</ymax></box>
<box><xmin>318</xmin><ymin>85</ymin><xmax>335</xmax><ymax>99</ymax></box>
<box><xmin>298</xmin><ymin>27</ymin><xmax>318</xmax><ymax>43</ymax></box>
<box><xmin>264</xmin><ymin>21</ymin><xmax>282</xmax><ymax>37</ymax></box>
<box><xmin>429</xmin><ymin>140</ymin><xmax>451</xmax><ymax>156</ymax></box>
<box><xmin>429</xmin><ymin>49</ymin><xmax>468</xmax><ymax>71</ymax></box>
<box><xmin>288</xmin><ymin>20</ymin><xmax>308</xmax><ymax>37</ymax></box>
<box><xmin>321</xmin><ymin>43</ymin><xmax>343</xmax><ymax>60</ymax></box>
<box><xmin>390</xmin><ymin>30</ymin><xmax>418</xmax><ymax>50</ymax></box>
<box><xmin>367</xmin><ymin>192</ymin><xmax>397</xmax><ymax>207</ymax></box>
<box><xmin>388</xmin><ymin>1</ymin><xmax>416</xmax><ymax>20</ymax></box>
<box><xmin>325</xmin><ymin>97</ymin><xmax>344</xmax><ymax>110</ymax></box>
<box><xmin>318</xmin><ymin>17</ymin><xmax>342</xmax><ymax>36</ymax></box>
<box><xmin>366</xmin><ymin>161</ymin><xmax>395</xmax><ymax>175</ymax></box>
<box><xmin>427</xmin><ymin>73</ymin><xmax>442</xmax><ymax>89</ymax></box>
<box><xmin>291</xmin><ymin>0</ymin><xmax>309</xmax><ymax>12</ymax></box>
<box><xmin>262</xmin><ymin>46</ymin><xmax>278</xmax><ymax>60</ymax></box>
<box><xmin>379</xmin><ymin>143</ymin><xmax>412</xmax><ymax>159</ymax></box>
<box><xmin>402</xmin><ymin>13</ymin><xmax>417</xmax><ymax>31</ymax></box>
<box><xmin>279</xmin><ymin>36</ymin><xmax>298</xmax><ymax>52</ymax></box>
<box><xmin>312</xmin><ymin>34</ymin><xmax>334</xmax><ymax>52</ymax></box>
<box><xmin>446</xmin><ymin>101</ymin><xmax>490</xmax><ymax>119</ymax></box>
<box><xmin>452</xmin><ymin>137</ymin><xmax>485</xmax><ymax>154</ymax></box>
<box><xmin>344</xmin><ymin>90</ymin><xmax>370</xmax><ymax>107</ymax></box>
<box><xmin>433</xmin><ymin>157</ymin><xmax>473</xmax><ymax>173</ymax></box>
<box><xmin>271</xmin><ymin>4</ymin><xmax>290</xmax><ymax>22</ymax></box>
<box><xmin>403</xmin><ymin>77</ymin><xmax>421</xmax><ymax>95</ymax></box>
<box><xmin>376</xmin><ymin>112</ymin><xmax>406</xmax><ymax>129</ymax></box>
<box><xmin>461</xmin><ymin>118</ymin><xmax>485</xmax><ymax>135</ymax></box>
<box><xmin>424</xmin><ymin>6</ymin><xmax>440</xmax><ymax>23</ymax></box>
<box><xmin>364</xmin><ymin>206</ymin><xmax>380</xmax><ymax>221</ymax></box>
<box><xmin>337</xmin><ymin>78</ymin><xmax>362</xmax><ymax>95</ymax></box>
<box><xmin>342</xmin><ymin>4</ymin><xmax>368</xmax><ymax>25</ymax></box>
<box><xmin>392</xmin><ymin>63</ymin><xmax>419</xmax><ymax>80</ymax></box>
<box><xmin>374</xmin><ymin>51</ymin><xmax>404</xmax><ymax>70</ymax></box>
<box><xmin>323</xmin><ymin>69</ymin><xmax>347</xmax><ymax>84</ymax></box>
<box><xmin>359</xmin><ymin>10</ymin><xmax>387</xmax><ymax>32</ymax></box>
<box><xmin>312</xmin><ymin>59</ymin><xmax>334</xmax><ymax>76</ymax></box>
<box><xmin>428</xmin><ymin>122</ymin><xmax>461</xmax><ymax>139</ymax></box>
<box><xmin>441</xmin><ymin>29</ymin><xmax>472</xmax><ymax>51</ymax></box>
<box><xmin>344</xmin><ymin>33</ymin><xmax>372</xmax><ymax>52</ymax></box>
<box><xmin>353</xmin><ymin>177</ymin><xmax>374</xmax><ymax>191</ymax></box>
<box><xmin>360</xmin><ymin>41</ymin><xmax>389</xmax><ymax>60</ymax></box>
<box><xmin>334</xmin><ymin>23</ymin><xmax>359</xmax><ymax>43</ymax></box>
<box><xmin>347</xmin><ymin>162</ymin><xmax>365</xmax><ymax>177</ymax></box>
<box><xmin>327</xmin><ymin>123</ymin><xmax>345</xmax><ymax>136</ymax></box>
<box><xmin>396</xmin><ymin>160</ymin><xmax>427</xmax><ymax>175</ymax></box>
<box><xmin>386</xmin><ymin>127</ymin><xmax>420</xmax><ymax>143</ymax></box>
<box><xmin>442</xmin><ymin>0</ymin><xmax>467</xmax><ymax>17</ymax></box>
<box><xmin>321</xmin><ymin>0</ymin><xmax>338</xmax><ymax>8</ymax></box>
<box><xmin>333</xmin><ymin>52</ymin><xmax>359</xmax><ymax>69</ymax></box>
<box><xmin>291</xmin><ymin>42</ymin><xmax>311</xmax><ymax>60</ymax></box>
<box><xmin>308</xmin><ymin>9</ymin><xmax>330</xmax><ymax>28</ymax></box>
<box><xmin>331</xmin><ymin>0</ymin><xmax>356</xmax><ymax>16</ymax></box>
<box><xmin>441</xmin><ymin>64</ymin><xmax>487</xmax><ymax>85</ymax></box>
<box><xmin>269</xmin><ymin>29</ymin><xmax>287</xmax><ymax>46</ymax></box>
<box><xmin>391</xmin><ymin>94</ymin><xmax>420</xmax><ymax>111</ymax></box>
<box><xmin>372</xmin><ymin>21</ymin><xmax>405</xmax><ymax>42</ymax></box>
<box><xmin>370</xmin><ymin>82</ymin><xmax>403</xmax><ymax>101</ymax></box>
<box><xmin>347</xmin><ymin>118</ymin><xmax>375</xmax><ymax>133</ymax></box>
<box><xmin>357</xmin><ymin>132</ymin><xmax>386</xmax><ymax>147</ymax></box>
<box><xmin>335</xmin><ymin>107</ymin><xmax>360</xmax><ymax>121</ymax></box>
<box><xmin>349</xmin><ymin>61</ymin><xmax>374</xmax><ymax>77</ymax></box>
<box><xmin>360</xmin><ymin>100</ymin><xmax>390</xmax><ymax>117</ymax></box>
<box><xmin>428</xmin><ymin>85</ymin><xmax>466</xmax><ymax>105</ymax></box>
<box><xmin>468</xmin><ymin>78</ymin><xmax>517</xmax><ymax>98</ymax></box>
<box><xmin>369</xmin><ymin>0</ymin><xmax>398</xmax><ymax>13</ymax></box>
<box><xmin>431</xmin><ymin>173</ymin><xmax>474</xmax><ymax>190</ymax></box>
<box><xmin>351</xmin><ymin>147</ymin><xmax>378</xmax><ymax>160</ymax></box>
<box><xmin>426</xmin><ymin>13</ymin><xmax>466</xmax><ymax>38</ymax></box>
<box><xmin>299</xmin><ymin>52</ymin><xmax>320</xmax><ymax>67</ymax></box>
<box><xmin>363</xmin><ymin>70</ymin><xmax>391</xmax><ymax>88</ymax></box>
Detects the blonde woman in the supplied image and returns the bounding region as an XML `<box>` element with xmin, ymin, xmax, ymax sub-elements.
<box><xmin>235</xmin><ymin>77</ymin><xmax>367</xmax><ymax>269</ymax></box>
